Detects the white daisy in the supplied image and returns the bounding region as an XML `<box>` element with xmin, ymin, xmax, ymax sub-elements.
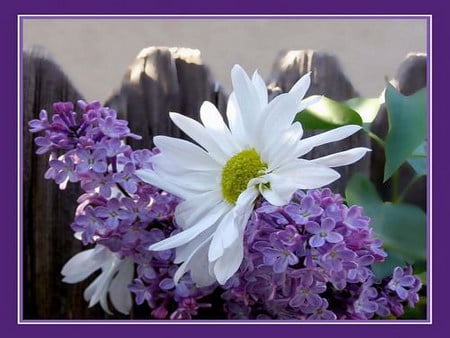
<box><xmin>136</xmin><ymin>64</ymin><xmax>370</xmax><ymax>287</ymax></box>
<box><xmin>61</xmin><ymin>244</ymin><xmax>134</xmax><ymax>314</ymax></box>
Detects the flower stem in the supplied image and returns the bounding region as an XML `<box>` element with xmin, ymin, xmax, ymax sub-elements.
<box><xmin>366</xmin><ymin>130</ymin><xmax>385</xmax><ymax>148</ymax></box>
<box><xmin>116</xmin><ymin>183</ymin><xmax>131</xmax><ymax>198</ymax></box>
<box><xmin>391</xmin><ymin>170</ymin><xmax>400</xmax><ymax>203</ymax></box>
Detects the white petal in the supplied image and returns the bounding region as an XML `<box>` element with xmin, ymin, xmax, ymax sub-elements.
<box><xmin>310</xmin><ymin>147</ymin><xmax>371</xmax><ymax>167</ymax></box>
<box><xmin>261</xmin><ymin>92</ymin><xmax>299</xmax><ymax>138</ymax></box>
<box><xmin>234</xmin><ymin>186</ymin><xmax>259</xmax><ymax>220</ymax></box>
<box><xmin>84</xmin><ymin>271</ymin><xmax>112</xmax><ymax>314</ymax></box>
<box><xmin>174</xmin><ymin>221</ymin><xmax>218</xmax><ymax>264</ymax></box>
<box><xmin>174</xmin><ymin>234</ymin><xmax>217</xmax><ymax>287</ymax></box>
<box><xmin>152</xmin><ymin>156</ymin><xmax>221</xmax><ymax>193</ymax></box>
<box><xmin>169</xmin><ymin>112</ymin><xmax>229</xmax><ymax>163</ymax></box>
<box><xmin>250</xmin><ymin>173</ymin><xmax>296</xmax><ymax>206</ymax></box>
<box><xmin>97</xmin><ymin>274</ymin><xmax>113</xmax><ymax>314</ymax></box>
<box><xmin>231</xmin><ymin>64</ymin><xmax>263</xmax><ymax>143</ymax></box>
<box><xmin>262</xmin><ymin>122</ymin><xmax>303</xmax><ymax>169</ymax></box>
<box><xmin>274</xmin><ymin>159</ymin><xmax>341</xmax><ymax>189</ymax></box>
<box><xmin>174</xmin><ymin>190</ymin><xmax>224</xmax><ymax>229</ymax></box>
<box><xmin>149</xmin><ymin>201</ymin><xmax>229</xmax><ymax>251</ymax></box>
<box><xmin>259</xmin><ymin>174</ymin><xmax>298</xmax><ymax>206</ymax></box>
<box><xmin>200</xmin><ymin>101</ymin><xmax>229</xmax><ymax>134</ymax></box>
<box><xmin>208</xmin><ymin>210</ymin><xmax>236</xmax><ymax>262</ymax></box>
<box><xmin>61</xmin><ymin>247</ymin><xmax>107</xmax><ymax>283</ymax></box>
<box><xmin>135</xmin><ymin>168</ymin><xmax>197</xmax><ymax>200</ymax></box>
<box><xmin>213</xmin><ymin>232</ymin><xmax>244</xmax><ymax>285</ymax></box>
<box><xmin>109</xmin><ymin>259</ymin><xmax>134</xmax><ymax>315</ymax></box>
<box><xmin>289</xmin><ymin>72</ymin><xmax>311</xmax><ymax>99</ymax></box>
<box><xmin>209</xmin><ymin>188</ymin><xmax>257</xmax><ymax>263</ymax></box>
<box><xmin>154</xmin><ymin>135</ymin><xmax>221</xmax><ymax>171</ymax></box>
<box><xmin>200</xmin><ymin>101</ymin><xmax>240</xmax><ymax>156</ymax></box>
<box><xmin>252</xmin><ymin>70</ymin><xmax>268</xmax><ymax>107</ymax></box>
<box><xmin>226</xmin><ymin>92</ymin><xmax>248</xmax><ymax>147</ymax></box>
<box><xmin>295</xmin><ymin>125</ymin><xmax>362</xmax><ymax>157</ymax></box>
<box><xmin>297</xmin><ymin>95</ymin><xmax>323</xmax><ymax>112</ymax></box>
<box><xmin>84</xmin><ymin>277</ymin><xmax>100</xmax><ymax>304</ymax></box>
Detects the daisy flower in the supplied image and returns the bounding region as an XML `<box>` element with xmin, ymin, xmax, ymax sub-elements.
<box><xmin>136</xmin><ymin>64</ymin><xmax>370</xmax><ymax>287</ymax></box>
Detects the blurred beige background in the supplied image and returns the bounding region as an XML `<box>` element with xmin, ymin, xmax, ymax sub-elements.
<box><xmin>22</xmin><ymin>18</ymin><xmax>427</xmax><ymax>102</ymax></box>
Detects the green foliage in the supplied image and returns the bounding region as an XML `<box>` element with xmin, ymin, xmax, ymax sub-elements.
<box><xmin>345</xmin><ymin>97</ymin><xmax>381</xmax><ymax>124</ymax></box>
<box><xmin>384</xmin><ymin>84</ymin><xmax>427</xmax><ymax>181</ymax></box>
<box><xmin>294</xmin><ymin>95</ymin><xmax>362</xmax><ymax>130</ymax></box>
<box><xmin>407</xmin><ymin>141</ymin><xmax>427</xmax><ymax>176</ymax></box>
<box><xmin>345</xmin><ymin>174</ymin><xmax>427</xmax><ymax>279</ymax></box>
<box><xmin>371</xmin><ymin>249</ymin><xmax>411</xmax><ymax>280</ymax></box>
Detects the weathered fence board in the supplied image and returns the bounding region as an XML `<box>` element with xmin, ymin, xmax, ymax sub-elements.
<box><xmin>23</xmin><ymin>49</ymin><xmax>108</xmax><ymax>319</ymax></box>
<box><xmin>105</xmin><ymin>47</ymin><xmax>227</xmax><ymax>150</ymax></box>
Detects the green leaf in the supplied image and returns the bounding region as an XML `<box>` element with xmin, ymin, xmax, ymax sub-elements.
<box><xmin>345</xmin><ymin>173</ymin><xmax>382</xmax><ymax>216</ymax></box>
<box><xmin>375</xmin><ymin>203</ymin><xmax>427</xmax><ymax>261</ymax></box>
<box><xmin>406</xmin><ymin>141</ymin><xmax>427</xmax><ymax>176</ymax></box>
<box><xmin>371</xmin><ymin>249</ymin><xmax>409</xmax><ymax>280</ymax></box>
<box><xmin>384</xmin><ymin>84</ymin><xmax>427</xmax><ymax>181</ymax></box>
<box><xmin>345</xmin><ymin>174</ymin><xmax>427</xmax><ymax>266</ymax></box>
<box><xmin>345</xmin><ymin>97</ymin><xmax>381</xmax><ymax>123</ymax></box>
<box><xmin>295</xmin><ymin>95</ymin><xmax>363</xmax><ymax>130</ymax></box>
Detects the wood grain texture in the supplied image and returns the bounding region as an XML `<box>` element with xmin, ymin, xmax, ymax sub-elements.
<box><xmin>22</xmin><ymin>48</ymin><xmax>108</xmax><ymax>319</ymax></box>
<box><xmin>105</xmin><ymin>47</ymin><xmax>227</xmax><ymax>150</ymax></box>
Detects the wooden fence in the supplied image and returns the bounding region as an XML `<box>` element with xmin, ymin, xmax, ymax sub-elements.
<box><xmin>22</xmin><ymin>46</ymin><xmax>426</xmax><ymax>319</ymax></box>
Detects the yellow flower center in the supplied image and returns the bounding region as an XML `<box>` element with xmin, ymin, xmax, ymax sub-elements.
<box><xmin>221</xmin><ymin>148</ymin><xmax>267</xmax><ymax>204</ymax></box>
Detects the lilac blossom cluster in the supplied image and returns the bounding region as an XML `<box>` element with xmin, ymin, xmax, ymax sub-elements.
<box><xmin>29</xmin><ymin>100</ymin><xmax>422</xmax><ymax>320</ymax></box>
<box><xmin>29</xmin><ymin>101</ymin><xmax>213</xmax><ymax>319</ymax></box>
<box><xmin>222</xmin><ymin>189</ymin><xmax>422</xmax><ymax>320</ymax></box>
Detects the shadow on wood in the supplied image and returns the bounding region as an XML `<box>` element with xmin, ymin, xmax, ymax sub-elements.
<box><xmin>22</xmin><ymin>48</ymin><xmax>109</xmax><ymax>319</ymax></box>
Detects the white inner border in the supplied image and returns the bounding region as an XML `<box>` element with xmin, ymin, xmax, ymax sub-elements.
<box><xmin>17</xmin><ymin>14</ymin><xmax>432</xmax><ymax>325</ymax></box>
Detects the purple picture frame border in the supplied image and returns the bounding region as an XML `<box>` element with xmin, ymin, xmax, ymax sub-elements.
<box><xmin>2</xmin><ymin>0</ymin><xmax>447</xmax><ymax>337</ymax></box>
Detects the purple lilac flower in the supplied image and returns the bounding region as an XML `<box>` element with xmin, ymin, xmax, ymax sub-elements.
<box><xmin>97</xmin><ymin>137</ymin><xmax>131</xmax><ymax>158</ymax></box>
<box><xmin>284</xmin><ymin>195</ymin><xmax>323</xmax><ymax>225</ymax></box>
<box><xmin>306</xmin><ymin>218</ymin><xmax>343</xmax><ymax>247</ymax></box>
<box><xmin>319</xmin><ymin>243</ymin><xmax>357</xmax><ymax>272</ymax></box>
<box><xmin>30</xmin><ymin>101</ymin><xmax>424</xmax><ymax>320</ymax></box>
<box><xmin>71</xmin><ymin>205</ymin><xmax>105</xmax><ymax>244</ymax></box>
<box><xmin>387</xmin><ymin>267</ymin><xmax>417</xmax><ymax>300</ymax></box>
<box><xmin>98</xmin><ymin>115</ymin><xmax>131</xmax><ymax>138</ymax></box>
<box><xmin>347</xmin><ymin>255</ymin><xmax>375</xmax><ymax>282</ymax></box>
<box><xmin>131</xmin><ymin>149</ymin><xmax>155</xmax><ymax>169</ymax></box>
<box><xmin>304</xmin><ymin>299</ymin><xmax>337</xmax><ymax>320</ymax></box>
<box><xmin>80</xmin><ymin>172</ymin><xmax>116</xmax><ymax>198</ymax></box>
<box><xmin>256</xmin><ymin>235</ymin><xmax>299</xmax><ymax>273</ymax></box>
<box><xmin>76</xmin><ymin>148</ymin><xmax>108</xmax><ymax>174</ymax></box>
<box><xmin>29</xmin><ymin>110</ymin><xmax>49</xmax><ymax>132</ymax></box>
<box><xmin>354</xmin><ymin>285</ymin><xmax>379</xmax><ymax>317</ymax></box>
<box><xmin>223</xmin><ymin>188</ymin><xmax>422</xmax><ymax>320</ymax></box>
<box><xmin>128</xmin><ymin>278</ymin><xmax>154</xmax><ymax>305</ymax></box>
<box><xmin>288</xmin><ymin>282</ymin><xmax>326</xmax><ymax>309</ymax></box>
<box><xmin>48</xmin><ymin>154</ymin><xmax>78</xmax><ymax>185</ymax></box>
<box><xmin>277</xmin><ymin>225</ymin><xmax>302</xmax><ymax>247</ymax></box>
<box><xmin>113</xmin><ymin>162</ymin><xmax>139</xmax><ymax>194</ymax></box>
<box><xmin>343</xmin><ymin>205</ymin><xmax>371</xmax><ymax>230</ymax></box>
<box><xmin>94</xmin><ymin>198</ymin><xmax>133</xmax><ymax>229</ymax></box>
